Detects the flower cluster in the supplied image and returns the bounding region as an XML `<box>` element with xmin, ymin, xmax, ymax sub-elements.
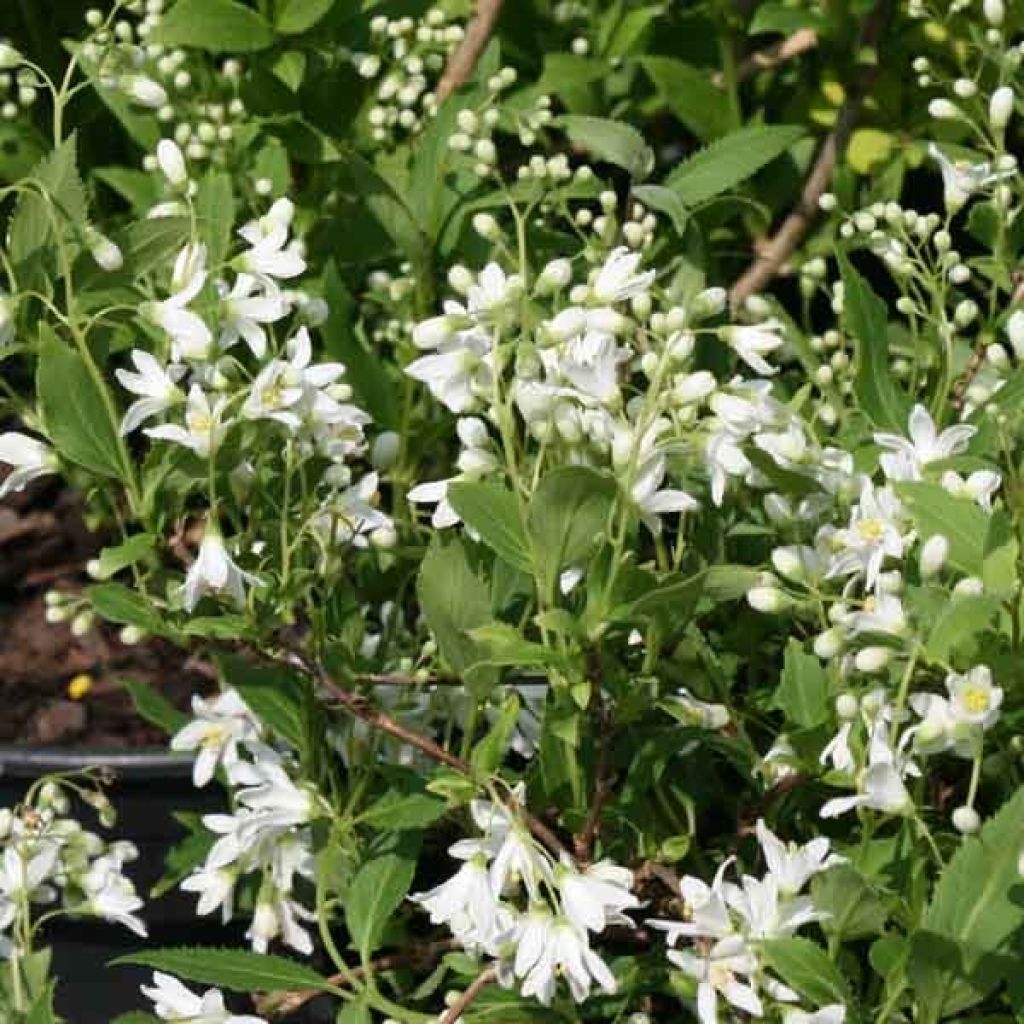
<box><xmin>411</xmin><ymin>786</ymin><xmax>638</xmax><ymax>1005</ymax></box>
<box><xmin>172</xmin><ymin>688</ymin><xmax>326</xmax><ymax>955</ymax></box>
<box><xmin>651</xmin><ymin>821</ymin><xmax>844</xmax><ymax>1024</ymax></box>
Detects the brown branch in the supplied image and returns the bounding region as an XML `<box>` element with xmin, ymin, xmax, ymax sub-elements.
<box><xmin>439</xmin><ymin>966</ymin><xmax>498</xmax><ymax>1024</ymax></box>
<box><xmin>260</xmin><ymin>939</ymin><xmax>458</xmax><ymax>1019</ymax></box>
<box><xmin>713</xmin><ymin>28</ymin><xmax>818</xmax><ymax>87</ymax></box>
<box><xmin>728</xmin><ymin>4</ymin><xmax>888</xmax><ymax>309</ymax></box>
<box><xmin>436</xmin><ymin>0</ymin><xmax>505</xmax><ymax>103</ymax></box>
<box><xmin>574</xmin><ymin>701</ymin><xmax>614</xmax><ymax>863</ymax></box>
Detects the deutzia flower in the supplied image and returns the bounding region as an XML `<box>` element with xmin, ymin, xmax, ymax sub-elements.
<box><xmin>236</xmin><ymin>198</ymin><xmax>306</xmax><ymax>284</ymax></box>
<box><xmin>115</xmin><ymin>350</ymin><xmax>185</xmax><ymax>434</ymax></box>
<box><xmin>827</xmin><ymin>481</ymin><xmax>908</xmax><ymax>592</ymax></box>
<box><xmin>80</xmin><ymin>854</ymin><xmax>147</xmax><ymax>936</ymax></box>
<box><xmin>180</xmin><ymin>528</ymin><xmax>262</xmax><ymax>612</ymax></box>
<box><xmin>669</xmin><ymin>934</ymin><xmax>764</xmax><ymax>1024</ymax></box>
<box><xmin>141</xmin><ymin>972</ymin><xmax>266</xmax><ymax>1024</ymax></box>
<box><xmin>721</xmin><ymin>320</ymin><xmax>785</xmax><ymax>376</ymax></box>
<box><xmin>410</xmin><ymin>853</ymin><xmax>501</xmax><ymax>948</ymax></box>
<box><xmin>820</xmin><ymin>722</ymin><xmax>914</xmax><ymax>819</ymax></box>
<box><xmin>928</xmin><ymin>142</ymin><xmax>1015</xmax><ymax>212</ymax></box>
<box><xmin>514</xmin><ymin>909</ymin><xmax>617</xmax><ymax>1005</ymax></box>
<box><xmin>783</xmin><ymin>1006</ymin><xmax>846</xmax><ymax>1024</ymax></box>
<box><xmin>170</xmin><ymin>690</ymin><xmax>261</xmax><ymax>787</ymax></box>
<box><xmin>218</xmin><ymin>274</ymin><xmax>289</xmax><ymax>358</ymax></box>
<box><xmin>556</xmin><ymin>858</ymin><xmax>639</xmax><ymax>934</ymax></box>
<box><xmin>670</xmin><ymin>688</ymin><xmax>730</xmax><ymax>729</ymax></box>
<box><xmin>947</xmin><ymin>664</ymin><xmax>1002</xmax><ymax>730</ymax></box>
<box><xmin>630</xmin><ymin>453</ymin><xmax>698</xmax><ymax>534</ymax></box>
<box><xmin>755</xmin><ymin>820</ymin><xmax>843</xmax><ymax>896</ymax></box>
<box><xmin>146</xmin><ymin>385</ymin><xmax>229</xmax><ymax>457</ymax></box>
<box><xmin>145</xmin><ymin>244</ymin><xmax>213</xmax><ymax>361</ymax></box>
<box><xmin>939</xmin><ymin>468</ymin><xmax>1001</xmax><ymax>510</ymax></box>
<box><xmin>874</xmin><ymin>404</ymin><xmax>975</xmax><ymax>482</ymax></box>
<box><xmin>0</xmin><ymin>432</ymin><xmax>58</xmax><ymax>496</ymax></box>
<box><xmin>589</xmin><ymin>246</ymin><xmax>654</xmax><ymax>303</ymax></box>
<box><xmin>405</xmin><ymin>328</ymin><xmax>494</xmax><ymax>413</ymax></box>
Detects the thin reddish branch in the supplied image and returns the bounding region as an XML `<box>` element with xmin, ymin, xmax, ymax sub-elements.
<box><xmin>436</xmin><ymin>0</ymin><xmax>505</xmax><ymax>103</ymax></box>
<box><xmin>728</xmin><ymin>5</ymin><xmax>888</xmax><ymax>309</ymax></box>
<box><xmin>574</xmin><ymin>704</ymin><xmax>614</xmax><ymax>863</ymax></box>
<box><xmin>713</xmin><ymin>28</ymin><xmax>818</xmax><ymax>87</ymax></box>
<box><xmin>439</xmin><ymin>966</ymin><xmax>498</xmax><ymax>1024</ymax></box>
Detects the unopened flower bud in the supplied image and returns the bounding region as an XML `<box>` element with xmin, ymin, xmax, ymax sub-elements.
<box><xmin>371</xmin><ymin>431</ymin><xmax>401</xmax><ymax>471</ymax></box>
<box><xmin>814</xmin><ymin>628</ymin><xmax>845</xmax><ymax>660</ymax></box>
<box><xmin>156</xmin><ymin>138</ymin><xmax>187</xmax><ymax>188</ymax></box>
<box><xmin>746</xmin><ymin>586</ymin><xmax>789</xmax><ymax>613</ymax></box>
<box><xmin>854</xmin><ymin>646</ymin><xmax>892</xmax><ymax>673</ymax></box>
<box><xmin>836</xmin><ymin>693</ymin><xmax>859</xmax><ymax>720</ymax></box>
<box><xmin>990</xmin><ymin>87</ymin><xmax>1015</xmax><ymax>131</ymax></box>
<box><xmin>984</xmin><ymin>0</ymin><xmax>1005</xmax><ymax>24</ymax></box>
<box><xmin>954</xmin><ymin>576</ymin><xmax>984</xmax><ymax>598</ymax></box>
<box><xmin>928</xmin><ymin>98</ymin><xmax>962</xmax><ymax>121</ymax></box>
<box><xmin>537</xmin><ymin>258</ymin><xmax>572</xmax><ymax>292</ymax></box>
<box><xmin>86</xmin><ymin>229</ymin><xmax>123</xmax><ymax>272</ymax></box>
<box><xmin>471</xmin><ymin>213</ymin><xmax>500</xmax><ymax>240</ymax></box>
<box><xmin>952</xmin><ymin>805</ymin><xmax>981</xmax><ymax>834</ymax></box>
<box><xmin>919</xmin><ymin>534</ymin><xmax>949</xmax><ymax>578</ymax></box>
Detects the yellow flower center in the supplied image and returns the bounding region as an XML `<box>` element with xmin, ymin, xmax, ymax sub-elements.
<box><xmin>961</xmin><ymin>687</ymin><xmax>990</xmax><ymax>714</ymax></box>
<box><xmin>856</xmin><ymin>517</ymin><xmax>886</xmax><ymax>542</ymax></box>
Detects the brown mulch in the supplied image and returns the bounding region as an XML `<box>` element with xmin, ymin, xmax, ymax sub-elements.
<box><xmin>0</xmin><ymin>478</ymin><xmax>209</xmax><ymax>747</ymax></box>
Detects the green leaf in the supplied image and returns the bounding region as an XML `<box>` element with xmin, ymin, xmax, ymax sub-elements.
<box><xmin>92</xmin><ymin>533</ymin><xmax>156</xmax><ymax>580</ymax></box>
<box><xmin>10</xmin><ymin>135</ymin><xmax>88</xmax><ymax>266</ymax></box>
<box><xmin>812</xmin><ymin>864</ymin><xmax>889</xmax><ymax>941</ymax></box>
<box><xmin>913</xmin><ymin>785</ymin><xmax>1024</xmax><ymax>1015</ymax></box>
<box><xmin>632</xmin><ymin>184</ymin><xmax>689</xmax><ymax>233</ymax></box>
<box><xmin>195</xmin><ymin>171</ymin><xmax>235</xmax><ymax>267</ymax></box>
<box><xmin>448</xmin><ymin>481</ymin><xmax>533</xmax><ymax>573</ymax></box>
<box><xmin>322</xmin><ymin>261</ymin><xmax>398</xmax><ymax>427</ymax></box>
<box><xmin>896</xmin><ymin>482</ymin><xmax>988</xmax><ymax>575</ymax></box>
<box><xmin>357</xmin><ymin>793</ymin><xmax>447</xmax><ymax>830</ymax></box>
<box><xmin>94</xmin><ymin>167</ymin><xmax>160</xmax><ymax>213</ymax></box>
<box><xmin>666</xmin><ymin>124</ymin><xmax>804</xmax><ymax>206</ymax></box>
<box><xmin>772</xmin><ymin>639</ymin><xmax>829</xmax><ymax>728</ymax></box>
<box><xmin>120</xmin><ymin>678</ymin><xmax>188</xmax><ymax>736</ymax></box>
<box><xmin>149</xmin><ymin>0</ymin><xmax>275</xmax><ymax>51</ymax></box>
<box><xmin>560</xmin><ymin>115</ymin><xmax>654</xmax><ymax>180</ymax></box>
<box><xmin>118</xmin><ymin>216</ymin><xmax>192</xmax><ymax>279</ymax></box>
<box><xmin>468</xmin><ymin>623</ymin><xmax>561</xmax><ymax>670</ymax></box>
<box><xmin>471</xmin><ymin>692</ymin><xmax>521</xmax><ymax>776</ymax></box>
<box><xmin>760</xmin><ymin>936</ymin><xmax>851</xmax><ymax>1006</ymax></box>
<box><xmin>749</xmin><ymin>3</ymin><xmax>830</xmax><ymax>34</ymax></box>
<box><xmin>114</xmin><ymin>948</ymin><xmax>332</xmax><ymax>993</ymax></box>
<box><xmin>640</xmin><ymin>56</ymin><xmax>731</xmax><ymax>141</ymax></box>
<box><xmin>276</xmin><ymin>0</ymin><xmax>335</xmax><ymax>33</ymax></box>
<box><xmin>528</xmin><ymin>467</ymin><xmax>617</xmax><ymax>592</ymax></box>
<box><xmin>346</xmin><ymin>832</ymin><xmax>420</xmax><ymax>961</ymax></box>
<box><xmin>417</xmin><ymin>536</ymin><xmax>495</xmax><ymax>689</ymax></box>
<box><xmin>924</xmin><ymin>594</ymin><xmax>1000</xmax><ymax>662</ymax></box>
<box><xmin>87</xmin><ymin>582</ymin><xmax>166</xmax><ymax>634</ymax></box>
<box><xmin>839</xmin><ymin>252</ymin><xmax>911</xmax><ymax>431</ymax></box>
<box><xmin>216</xmin><ymin>654</ymin><xmax>306</xmax><ymax>751</ymax></box>
<box><xmin>36</xmin><ymin>326</ymin><xmax>123</xmax><ymax>479</ymax></box>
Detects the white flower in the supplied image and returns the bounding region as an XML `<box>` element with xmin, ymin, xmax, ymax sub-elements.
<box><xmin>0</xmin><ymin>432</ymin><xmax>58</xmax><ymax>496</ymax></box>
<box><xmin>81</xmin><ymin>854</ymin><xmax>147</xmax><ymax>936</ymax></box>
<box><xmin>556</xmin><ymin>858</ymin><xmax>638</xmax><ymax>934</ymax></box>
<box><xmin>411</xmin><ymin>853</ymin><xmax>501</xmax><ymax>947</ymax></box>
<box><xmin>669</xmin><ymin>934</ymin><xmax>763</xmax><ymax>1024</ymax></box>
<box><xmin>218</xmin><ymin>274</ymin><xmax>289</xmax><ymax>358</ymax></box>
<box><xmin>947</xmin><ymin>664</ymin><xmax>1002</xmax><ymax>732</ymax></box>
<box><xmin>783</xmin><ymin>1007</ymin><xmax>846</xmax><ymax>1024</ymax></box>
<box><xmin>724</xmin><ymin>873</ymin><xmax>823</xmax><ymax>939</ymax></box>
<box><xmin>180</xmin><ymin>863</ymin><xmax>237</xmax><ymax>922</ymax></box>
<box><xmin>406</xmin><ymin>337</ymin><xmax>494</xmax><ymax>413</ymax></box>
<box><xmin>237</xmin><ymin>199</ymin><xmax>306</xmax><ymax>283</ymax></box>
<box><xmin>246</xmin><ymin>891</ymin><xmax>315</xmax><ymax>955</ymax></box>
<box><xmin>141</xmin><ymin>972</ymin><xmax>266</xmax><ymax>1023</ymax></box>
<box><xmin>755</xmin><ymin>820</ymin><xmax>843</xmax><ymax>896</ymax></box>
<box><xmin>722</xmin><ymin>320</ymin><xmax>785</xmax><ymax>376</ymax></box>
<box><xmin>590</xmin><ymin>247</ymin><xmax>654</xmax><ymax>303</ymax></box>
<box><xmin>170</xmin><ymin>690</ymin><xmax>260</xmax><ymax>787</ymax></box>
<box><xmin>705</xmin><ymin>429</ymin><xmax>751</xmax><ymax>506</ymax></box>
<box><xmin>180</xmin><ymin>529</ymin><xmax>262</xmax><ymax>612</ymax></box>
<box><xmin>820</xmin><ymin>723</ymin><xmax>913</xmax><ymax>819</ymax></box>
<box><xmin>553</xmin><ymin>330</ymin><xmax>630</xmax><ymax>405</ymax></box>
<box><xmin>145</xmin><ymin>244</ymin><xmax>212</xmax><ymax>361</ymax></box>
<box><xmin>846</xmin><ymin>593</ymin><xmax>907</xmax><ymax>637</ymax></box>
<box><xmin>116</xmin><ymin>350</ymin><xmax>185</xmax><ymax>434</ymax></box>
<box><xmin>939</xmin><ymin>468</ymin><xmax>1001</xmax><ymax>510</ymax></box>
<box><xmin>233</xmin><ymin>758</ymin><xmax>323</xmax><ymax>841</ymax></box>
<box><xmin>514</xmin><ymin>909</ymin><xmax>617</xmax><ymax>1005</ymax></box>
<box><xmin>146</xmin><ymin>385</ymin><xmax>229</xmax><ymax>457</ymax></box>
<box><xmin>928</xmin><ymin>143</ymin><xmax>1015</xmax><ymax>212</ymax></box>
<box><xmin>874</xmin><ymin>404</ymin><xmax>975</xmax><ymax>482</ymax></box>
<box><xmin>827</xmin><ymin>481</ymin><xmax>908</xmax><ymax>592</ymax></box>
<box><xmin>156</xmin><ymin>139</ymin><xmax>188</xmax><ymax>189</ymax></box>
<box><xmin>631</xmin><ymin>454</ymin><xmax>698</xmax><ymax>535</ymax></box>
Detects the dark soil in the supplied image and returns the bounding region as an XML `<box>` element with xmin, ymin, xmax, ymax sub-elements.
<box><xmin>0</xmin><ymin>477</ymin><xmax>209</xmax><ymax>747</ymax></box>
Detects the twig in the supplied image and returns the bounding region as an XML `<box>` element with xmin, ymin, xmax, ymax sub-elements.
<box><xmin>439</xmin><ymin>966</ymin><xmax>498</xmax><ymax>1024</ymax></box>
<box><xmin>728</xmin><ymin>4</ymin><xmax>888</xmax><ymax>308</ymax></box>
<box><xmin>260</xmin><ymin>939</ymin><xmax>458</xmax><ymax>1019</ymax></box>
<box><xmin>355</xmin><ymin>671</ymin><xmax>460</xmax><ymax>686</ymax></box>
<box><xmin>713</xmin><ymin>28</ymin><xmax>818</xmax><ymax>87</ymax></box>
<box><xmin>574</xmin><ymin>703</ymin><xmax>614</xmax><ymax>863</ymax></box>
<box><xmin>436</xmin><ymin>0</ymin><xmax>505</xmax><ymax>103</ymax></box>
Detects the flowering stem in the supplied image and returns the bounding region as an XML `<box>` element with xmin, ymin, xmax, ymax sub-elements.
<box><xmin>439</xmin><ymin>966</ymin><xmax>498</xmax><ymax>1024</ymax></box>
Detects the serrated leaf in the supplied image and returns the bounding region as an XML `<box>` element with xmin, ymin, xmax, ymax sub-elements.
<box><xmin>150</xmin><ymin>0</ymin><xmax>275</xmax><ymax>51</ymax></box>
<box><xmin>346</xmin><ymin>832</ymin><xmax>420</xmax><ymax>961</ymax></box>
<box><xmin>120</xmin><ymin>678</ymin><xmax>188</xmax><ymax>736</ymax></box>
<box><xmin>924</xmin><ymin>595</ymin><xmax>1000</xmax><ymax>662</ymax></box>
<box><xmin>912</xmin><ymin>786</ymin><xmax>1024</xmax><ymax>1016</ymax></box>
<box><xmin>276</xmin><ymin>0</ymin><xmax>335</xmax><ymax>33</ymax></box>
<box><xmin>760</xmin><ymin>936</ymin><xmax>851</xmax><ymax>1006</ymax></box>
<box><xmin>666</xmin><ymin>124</ymin><xmax>804</xmax><ymax>206</ymax></box>
<box><xmin>114</xmin><ymin>948</ymin><xmax>331</xmax><ymax>993</ymax></box>
<box><xmin>448</xmin><ymin>481</ymin><xmax>533</xmax><ymax>574</ymax></box>
<box><xmin>839</xmin><ymin>252</ymin><xmax>911</xmax><ymax>431</ymax></box>
<box><xmin>93</xmin><ymin>533</ymin><xmax>156</xmax><ymax>580</ymax></box>
<box><xmin>896</xmin><ymin>482</ymin><xmax>988</xmax><ymax>575</ymax></box>
<box><xmin>36</xmin><ymin>325</ymin><xmax>123</xmax><ymax>480</ymax></box>
<box><xmin>358</xmin><ymin>792</ymin><xmax>447</xmax><ymax>829</ymax></box>
<box><xmin>772</xmin><ymin>639</ymin><xmax>829</xmax><ymax>728</ymax></box>
<box><xmin>640</xmin><ymin>56</ymin><xmax>731</xmax><ymax>141</ymax></box>
<box><xmin>632</xmin><ymin>184</ymin><xmax>689</xmax><ymax>233</ymax></box>
<box><xmin>87</xmin><ymin>582</ymin><xmax>166</xmax><ymax>634</ymax></box>
<box><xmin>195</xmin><ymin>171</ymin><xmax>235</xmax><ymax>267</ymax></box>
<box><xmin>10</xmin><ymin>135</ymin><xmax>88</xmax><ymax>266</ymax></box>
<box><xmin>560</xmin><ymin>115</ymin><xmax>654</xmax><ymax>180</ymax></box>
<box><xmin>471</xmin><ymin>692</ymin><xmax>521</xmax><ymax>776</ymax></box>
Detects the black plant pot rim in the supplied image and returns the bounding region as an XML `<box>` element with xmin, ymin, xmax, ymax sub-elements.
<box><xmin>0</xmin><ymin>744</ymin><xmax>193</xmax><ymax>779</ymax></box>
